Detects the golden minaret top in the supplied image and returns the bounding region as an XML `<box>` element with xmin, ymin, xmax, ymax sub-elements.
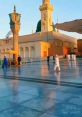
<box><xmin>43</xmin><ymin>0</ymin><xmax>50</xmax><ymax>4</ymax></box>
<box><xmin>14</xmin><ymin>5</ymin><xmax>16</xmax><ymax>13</ymax></box>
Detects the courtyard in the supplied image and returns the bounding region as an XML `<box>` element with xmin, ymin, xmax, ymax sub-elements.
<box><xmin>0</xmin><ymin>58</ymin><xmax>82</xmax><ymax>117</ymax></box>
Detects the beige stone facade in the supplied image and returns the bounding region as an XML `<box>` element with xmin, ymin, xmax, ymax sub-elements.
<box><xmin>0</xmin><ymin>31</ymin><xmax>77</xmax><ymax>61</ymax></box>
<box><xmin>77</xmin><ymin>39</ymin><xmax>82</xmax><ymax>56</ymax></box>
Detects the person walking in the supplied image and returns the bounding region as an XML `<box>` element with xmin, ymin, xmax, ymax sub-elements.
<box><xmin>17</xmin><ymin>56</ymin><xmax>21</xmax><ymax>65</ymax></box>
<box><xmin>47</xmin><ymin>56</ymin><xmax>50</xmax><ymax>65</ymax></box>
<box><xmin>54</xmin><ymin>55</ymin><xmax>60</xmax><ymax>72</ymax></box>
<box><xmin>2</xmin><ymin>56</ymin><xmax>8</xmax><ymax>69</ymax></box>
<box><xmin>67</xmin><ymin>54</ymin><xmax>71</xmax><ymax>61</ymax></box>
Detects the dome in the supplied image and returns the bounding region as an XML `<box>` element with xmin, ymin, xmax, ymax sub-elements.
<box><xmin>36</xmin><ymin>20</ymin><xmax>56</xmax><ymax>32</ymax></box>
<box><xmin>36</xmin><ymin>20</ymin><xmax>41</xmax><ymax>32</ymax></box>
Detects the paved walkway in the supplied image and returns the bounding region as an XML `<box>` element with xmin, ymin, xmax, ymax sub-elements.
<box><xmin>0</xmin><ymin>59</ymin><xmax>82</xmax><ymax>117</ymax></box>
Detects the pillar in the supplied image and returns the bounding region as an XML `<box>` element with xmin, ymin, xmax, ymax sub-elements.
<box><xmin>9</xmin><ymin>6</ymin><xmax>21</xmax><ymax>65</ymax></box>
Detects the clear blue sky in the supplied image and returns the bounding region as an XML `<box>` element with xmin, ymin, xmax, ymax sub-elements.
<box><xmin>0</xmin><ymin>0</ymin><xmax>82</xmax><ymax>39</ymax></box>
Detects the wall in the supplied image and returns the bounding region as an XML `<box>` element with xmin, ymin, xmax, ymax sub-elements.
<box><xmin>77</xmin><ymin>39</ymin><xmax>82</xmax><ymax>55</ymax></box>
<box><xmin>40</xmin><ymin>42</ymin><xmax>50</xmax><ymax>59</ymax></box>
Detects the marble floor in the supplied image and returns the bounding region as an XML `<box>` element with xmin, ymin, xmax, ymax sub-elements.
<box><xmin>0</xmin><ymin>58</ymin><xmax>82</xmax><ymax>116</ymax></box>
<box><xmin>0</xmin><ymin>78</ymin><xmax>82</xmax><ymax>117</ymax></box>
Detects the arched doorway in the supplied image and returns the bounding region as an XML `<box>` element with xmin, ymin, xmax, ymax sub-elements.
<box><xmin>30</xmin><ymin>46</ymin><xmax>35</xmax><ymax>60</ymax></box>
<box><xmin>63</xmin><ymin>47</ymin><xmax>71</xmax><ymax>56</ymax></box>
<box><xmin>20</xmin><ymin>47</ymin><xmax>24</xmax><ymax>58</ymax></box>
<box><xmin>25</xmin><ymin>47</ymin><xmax>29</xmax><ymax>58</ymax></box>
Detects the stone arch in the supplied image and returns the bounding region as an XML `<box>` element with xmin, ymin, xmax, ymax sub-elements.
<box><xmin>30</xmin><ymin>46</ymin><xmax>35</xmax><ymax>59</ymax></box>
<box><xmin>63</xmin><ymin>47</ymin><xmax>71</xmax><ymax>56</ymax></box>
<box><xmin>25</xmin><ymin>47</ymin><xmax>29</xmax><ymax>58</ymax></box>
<box><xmin>20</xmin><ymin>47</ymin><xmax>24</xmax><ymax>58</ymax></box>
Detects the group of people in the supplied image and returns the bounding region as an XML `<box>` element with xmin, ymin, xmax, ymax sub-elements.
<box><xmin>67</xmin><ymin>54</ymin><xmax>76</xmax><ymax>61</ymax></box>
<box><xmin>47</xmin><ymin>54</ymin><xmax>77</xmax><ymax>72</ymax></box>
<box><xmin>2</xmin><ymin>54</ymin><xmax>76</xmax><ymax>72</ymax></box>
<box><xmin>2</xmin><ymin>55</ymin><xmax>21</xmax><ymax>69</ymax></box>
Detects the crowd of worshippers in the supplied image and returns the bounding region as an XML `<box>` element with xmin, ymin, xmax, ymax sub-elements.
<box><xmin>2</xmin><ymin>54</ymin><xmax>76</xmax><ymax>72</ymax></box>
<box><xmin>47</xmin><ymin>53</ymin><xmax>76</xmax><ymax>72</ymax></box>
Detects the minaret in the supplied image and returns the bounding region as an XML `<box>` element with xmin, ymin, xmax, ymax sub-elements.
<box><xmin>9</xmin><ymin>6</ymin><xmax>21</xmax><ymax>65</ymax></box>
<box><xmin>40</xmin><ymin>0</ymin><xmax>54</xmax><ymax>32</ymax></box>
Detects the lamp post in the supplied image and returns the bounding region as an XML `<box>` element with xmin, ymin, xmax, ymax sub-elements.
<box><xmin>9</xmin><ymin>6</ymin><xmax>21</xmax><ymax>65</ymax></box>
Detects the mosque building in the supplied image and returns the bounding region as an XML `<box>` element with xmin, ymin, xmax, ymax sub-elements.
<box><xmin>0</xmin><ymin>0</ymin><xmax>77</xmax><ymax>61</ymax></box>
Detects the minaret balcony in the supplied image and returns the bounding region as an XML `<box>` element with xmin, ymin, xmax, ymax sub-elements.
<box><xmin>40</xmin><ymin>4</ymin><xmax>54</xmax><ymax>11</ymax></box>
